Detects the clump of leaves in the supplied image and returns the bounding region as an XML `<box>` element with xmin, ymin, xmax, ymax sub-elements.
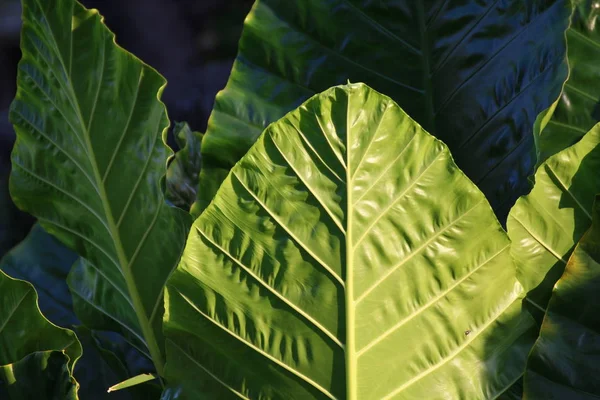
<box><xmin>4</xmin><ymin>0</ymin><xmax>600</xmax><ymax>399</ymax></box>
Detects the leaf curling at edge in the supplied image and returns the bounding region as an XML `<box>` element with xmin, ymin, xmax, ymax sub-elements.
<box><xmin>535</xmin><ymin>0</ymin><xmax>600</xmax><ymax>165</ymax></box>
<box><xmin>9</xmin><ymin>0</ymin><xmax>191</xmax><ymax>377</ymax></box>
<box><xmin>164</xmin><ymin>83</ymin><xmax>537</xmax><ymax>399</ymax></box>
<box><xmin>192</xmin><ymin>0</ymin><xmax>572</xmax><ymax>221</ymax></box>
<box><xmin>522</xmin><ymin>195</ymin><xmax>600</xmax><ymax>399</ymax></box>
<box><xmin>0</xmin><ymin>223</ymin><xmax>153</xmax><ymax>399</ymax></box>
<box><xmin>1</xmin><ymin>351</ymin><xmax>79</xmax><ymax>400</ymax></box>
<box><xmin>0</xmin><ymin>270</ymin><xmax>82</xmax><ymax>399</ymax></box>
<box><xmin>507</xmin><ymin>121</ymin><xmax>600</xmax><ymax>320</ymax></box>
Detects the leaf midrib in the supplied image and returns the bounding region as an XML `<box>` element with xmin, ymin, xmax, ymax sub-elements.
<box><xmin>33</xmin><ymin>0</ymin><xmax>166</xmax><ymax>376</ymax></box>
<box><xmin>345</xmin><ymin>90</ymin><xmax>357</xmax><ymax>400</ymax></box>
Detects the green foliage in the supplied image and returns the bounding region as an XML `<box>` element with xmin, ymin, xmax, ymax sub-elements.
<box><xmin>164</xmin><ymin>83</ymin><xmax>535</xmax><ymax>399</ymax></box>
<box><xmin>508</xmin><ymin>124</ymin><xmax>600</xmax><ymax>314</ymax></box>
<box><xmin>165</xmin><ymin>122</ymin><xmax>203</xmax><ymax>211</ymax></box>
<box><xmin>523</xmin><ymin>196</ymin><xmax>600</xmax><ymax>398</ymax></box>
<box><xmin>193</xmin><ymin>0</ymin><xmax>571</xmax><ymax>219</ymax></box>
<box><xmin>5</xmin><ymin>0</ymin><xmax>600</xmax><ymax>399</ymax></box>
<box><xmin>10</xmin><ymin>0</ymin><xmax>191</xmax><ymax>378</ymax></box>
<box><xmin>536</xmin><ymin>0</ymin><xmax>600</xmax><ymax>164</ymax></box>
<box><xmin>0</xmin><ymin>271</ymin><xmax>81</xmax><ymax>398</ymax></box>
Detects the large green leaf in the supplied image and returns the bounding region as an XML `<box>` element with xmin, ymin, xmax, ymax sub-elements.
<box><xmin>193</xmin><ymin>0</ymin><xmax>572</xmax><ymax>218</ymax></box>
<box><xmin>536</xmin><ymin>0</ymin><xmax>600</xmax><ymax>164</ymax></box>
<box><xmin>9</xmin><ymin>0</ymin><xmax>191</xmax><ymax>376</ymax></box>
<box><xmin>165</xmin><ymin>84</ymin><xmax>535</xmax><ymax>399</ymax></box>
<box><xmin>0</xmin><ymin>270</ymin><xmax>81</xmax><ymax>398</ymax></box>
<box><xmin>507</xmin><ymin>123</ymin><xmax>600</xmax><ymax>315</ymax></box>
<box><xmin>523</xmin><ymin>196</ymin><xmax>600</xmax><ymax>399</ymax></box>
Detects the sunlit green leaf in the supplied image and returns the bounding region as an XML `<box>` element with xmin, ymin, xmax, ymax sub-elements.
<box><xmin>508</xmin><ymin>123</ymin><xmax>600</xmax><ymax>315</ymax></box>
<box><xmin>165</xmin><ymin>84</ymin><xmax>535</xmax><ymax>399</ymax></box>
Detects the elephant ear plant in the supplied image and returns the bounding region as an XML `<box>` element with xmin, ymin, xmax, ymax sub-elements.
<box><xmin>9</xmin><ymin>0</ymin><xmax>190</xmax><ymax>383</ymax></box>
<box><xmin>163</xmin><ymin>83</ymin><xmax>534</xmax><ymax>399</ymax></box>
<box><xmin>5</xmin><ymin>0</ymin><xmax>600</xmax><ymax>399</ymax></box>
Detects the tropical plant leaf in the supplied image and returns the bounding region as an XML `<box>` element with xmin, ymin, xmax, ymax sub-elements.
<box><xmin>164</xmin><ymin>84</ymin><xmax>536</xmax><ymax>399</ymax></box>
<box><xmin>108</xmin><ymin>373</ymin><xmax>157</xmax><ymax>393</ymax></box>
<box><xmin>0</xmin><ymin>270</ymin><xmax>81</xmax><ymax>398</ymax></box>
<box><xmin>536</xmin><ymin>0</ymin><xmax>600</xmax><ymax>164</ymax></box>
<box><xmin>9</xmin><ymin>0</ymin><xmax>191</xmax><ymax>376</ymax></box>
<box><xmin>523</xmin><ymin>196</ymin><xmax>600</xmax><ymax>399</ymax></box>
<box><xmin>192</xmin><ymin>0</ymin><xmax>572</xmax><ymax>219</ymax></box>
<box><xmin>1</xmin><ymin>351</ymin><xmax>78</xmax><ymax>400</ymax></box>
<box><xmin>507</xmin><ymin>123</ymin><xmax>600</xmax><ymax>316</ymax></box>
<box><xmin>166</xmin><ymin>121</ymin><xmax>203</xmax><ymax>211</ymax></box>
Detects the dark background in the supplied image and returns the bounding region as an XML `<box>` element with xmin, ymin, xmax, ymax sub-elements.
<box><xmin>0</xmin><ymin>0</ymin><xmax>254</xmax><ymax>257</ymax></box>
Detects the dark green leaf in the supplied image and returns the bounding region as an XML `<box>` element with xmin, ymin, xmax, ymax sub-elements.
<box><xmin>1</xmin><ymin>351</ymin><xmax>78</xmax><ymax>400</ymax></box>
<box><xmin>523</xmin><ymin>196</ymin><xmax>600</xmax><ymax>399</ymax></box>
<box><xmin>0</xmin><ymin>271</ymin><xmax>81</xmax><ymax>399</ymax></box>
<box><xmin>536</xmin><ymin>0</ymin><xmax>600</xmax><ymax>164</ymax></box>
<box><xmin>193</xmin><ymin>0</ymin><xmax>571</xmax><ymax>219</ymax></box>
<box><xmin>0</xmin><ymin>224</ymin><xmax>77</xmax><ymax>328</ymax></box>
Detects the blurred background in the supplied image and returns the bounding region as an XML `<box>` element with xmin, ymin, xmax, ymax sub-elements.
<box><xmin>0</xmin><ymin>0</ymin><xmax>254</xmax><ymax>258</ymax></box>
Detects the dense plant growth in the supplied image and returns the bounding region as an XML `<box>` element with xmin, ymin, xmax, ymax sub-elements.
<box><xmin>2</xmin><ymin>0</ymin><xmax>600</xmax><ymax>399</ymax></box>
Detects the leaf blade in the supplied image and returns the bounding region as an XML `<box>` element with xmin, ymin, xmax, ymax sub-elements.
<box><xmin>193</xmin><ymin>0</ymin><xmax>571</xmax><ymax>219</ymax></box>
<box><xmin>10</xmin><ymin>0</ymin><xmax>191</xmax><ymax>375</ymax></box>
<box><xmin>165</xmin><ymin>84</ymin><xmax>534</xmax><ymax>399</ymax></box>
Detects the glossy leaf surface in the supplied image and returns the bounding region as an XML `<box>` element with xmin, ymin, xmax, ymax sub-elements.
<box><xmin>536</xmin><ymin>0</ymin><xmax>600</xmax><ymax>163</ymax></box>
<box><xmin>523</xmin><ymin>196</ymin><xmax>600</xmax><ymax>399</ymax></box>
<box><xmin>165</xmin><ymin>84</ymin><xmax>535</xmax><ymax>399</ymax></box>
<box><xmin>193</xmin><ymin>0</ymin><xmax>571</xmax><ymax>218</ymax></box>
<box><xmin>0</xmin><ymin>270</ymin><xmax>81</xmax><ymax>398</ymax></box>
<box><xmin>508</xmin><ymin>123</ymin><xmax>600</xmax><ymax>314</ymax></box>
<box><xmin>166</xmin><ymin>122</ymin><xmax>203</xmax><ymax>211</ymax></box>
<box><xmin>9</xmin><ymin>0</ymin><xmax>191</xmax><ymax>375</ymax></box>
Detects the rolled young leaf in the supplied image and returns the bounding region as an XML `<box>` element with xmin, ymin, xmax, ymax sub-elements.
<box><xmin>9</xmin><ymin>0</ymin><xmax>191</xmax><ymax>376</ymax></box>
<box><xmin>165</xmin><ymin>122</ymin><xmax>203</xmax><ymax>211</ymax></box>
<box><xmin>165</xmin><ymin>84</ymin><xmax>535</xmax><ymax>399</ymax></box>
<box><xmin>508</xmin><ymin>122</ymin><xmax>600</xmax><ymax>315</ymax></box>
<box><xmin>536</xmin><ymin>0</ymin><xmax>600</xmax><ymax>164</ymax></box>
<box><xmin>0</xmin><ymin>270</ymin><xmax>81</xmax><ymax>398</ymax></box>
<box><xmin>193</xmin><ymin>0</ymin><xmax>571</xmax><ymax>219</ymax></box>
<box><xmin>523</xmin><ymin>196</ymin><xmax>600</xmax><ymax>399</ymax></box>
